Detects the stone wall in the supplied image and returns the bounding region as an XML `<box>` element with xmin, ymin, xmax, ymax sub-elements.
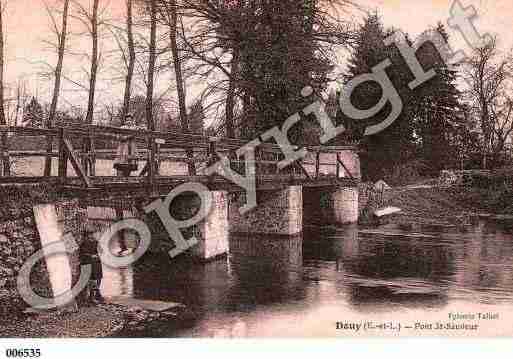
<box><xmin>229</xmin><ymin>186</ymin><xmax>303</xmax><ymax>235</ymax></box>
<box><xmin>0</xmin><ymin>196</ymin><xmax>86</xmax><ymax>316</ymax></box>
<box><xmin>0</xmin><ymin>214</ymin><xmax>42</xmax><ymax>316</ymax></box>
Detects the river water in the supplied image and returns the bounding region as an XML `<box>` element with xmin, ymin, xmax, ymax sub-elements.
<box><xmin>104</xmin><ymin>220</ymin><xmax>513</xmax><ymax>337</ymax></box>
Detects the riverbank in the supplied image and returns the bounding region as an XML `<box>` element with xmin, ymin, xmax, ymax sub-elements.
<box><xmin>375</xmin><ymin>182</ymin><xmax>513</xmax><ymax>227</ymax></box>
<box><xmin>0</xmin><ymin>305</ymin><xmax>124</xmax><ymax>338</ymax></box>
<box><xmin>0</xmin><ymin>301</ymin><xmax>177</xmax><ymax>338</ymax></box>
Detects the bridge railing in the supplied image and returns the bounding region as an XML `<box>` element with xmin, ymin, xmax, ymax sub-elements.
<box><xmin>0</xmin><ymin>125</ymin><xmax>357</xmax><ymax>189</ymax></box>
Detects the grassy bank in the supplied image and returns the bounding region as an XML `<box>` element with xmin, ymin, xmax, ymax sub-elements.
<box><xmin>379</xmin><ymin>183</ymin><xmax>513</xmax><ymax>226</ymax></box>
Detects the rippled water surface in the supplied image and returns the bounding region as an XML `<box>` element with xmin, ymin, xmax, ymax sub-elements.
<box><xmin>104</xmin><ymin>221</ymin><xmax>513</xmax><ymax>337</ymax></box>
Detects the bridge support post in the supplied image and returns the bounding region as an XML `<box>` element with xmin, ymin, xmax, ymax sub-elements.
<box><xmin>229</xmin><ymin>186</ymin><xmax>303</xmax><ymax>236</ymax></box>
<box><xmin>192</xmin><ymin>191</ymin><xmax>229</xmax><ymax>261</ymax></box>
<box><xmin>303</xmin><ymin>186</ymin><xmax>359</xmax><ymax>226</ymax></box>
<box><xmin>1</xmin><ymin>131</ymin><xmax>10</xmax><ymax>176</ymax></box>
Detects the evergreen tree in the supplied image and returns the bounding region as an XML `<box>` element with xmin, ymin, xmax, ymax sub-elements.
<box><xmin>238</xmin><ymin>0</ymin><xmax>334</xmax><ymax>135</ymax></box>
<box><xmin>342</xmin><ymin>13</ymin><xmax>417</xmax><ymax>181</ymax></box>
<box><xmin>412</xmin><ymin>23</ymin><xmax>463</xmax><ymax>174</ymax></box>
<box><xmin>342</xmin><ymin>15</ymin><xmax>465</xmax><ymax>180</ymax></box>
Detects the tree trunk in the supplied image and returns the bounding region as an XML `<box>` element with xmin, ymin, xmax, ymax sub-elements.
<box><xmin>146</xmin><ymin>0</ymin><xmax>157</xmax><ymax>186</ymax></box>
<box><xmin>85</xmin><ymin>0</ymin><xmax>99</xmax><ymax>125</ymax></box>
<box><xmin>45</xmin><ymin>0</ymin><xmax>70</xmax><ymax>176</ymax></box>
<box><xmin>83</xmin><ymin>0</ymin><xmax>100</xmax><ymax>175</ymax></box>
<box><xmin>0</xmin><ymin>1</ymin><xmax>9</xmax><ymax>176</ymax></box>
<box><xmin>121</xmin><ymin>0</ymin><xmax>135</xmax><ymax>125</ymax></box>
<box><xmin>168</xmin><ymin>0</ymin><xmax>195</xmax><ymax>175</ymax></box>
<box><xmin>225</xmin><ymin>47</ymin><xmax>240</xmax><ymax>139</ymax></box>
<box><xmin>0</xmin><ymin>0</ymin><xmax>6</xmax><ymax>126</ymax></box>
<box><xmin>146</xmin><ymin>0</ymin><xmax>156</xmax><ymax>132</ymax></box>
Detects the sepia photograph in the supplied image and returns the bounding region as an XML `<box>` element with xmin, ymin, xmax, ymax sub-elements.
<box><xmin>0</xmin><ymin>0</ymin><xmax>513</xmax><ymax>355</ymax></box>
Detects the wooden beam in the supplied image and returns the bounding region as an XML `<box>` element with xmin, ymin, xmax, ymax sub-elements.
<box><xmin>337</xmin><ymin>157</ymin><xmax>354</xmax><ymax>180</ymax></box>
<box><xmin>90</xmin><ymin>135</ymin><xmax>96</xmax><ymax>176</ymax></box>
<box><xmin>0</xmin><ymin>126</ymin><xmax>59</xmax><ymax>137</ymax></box>
<box><xmin>336</xmin><ymin>153</ymin><xmax>341</xmax><ymax>178</ymax></box>
<box><xmin>147</xmin><ymin>135</ymin><xmax>156</xmax><ymax>194</ymax></box>
<box><xmin>9</xmin><ymin>151</ymin><xmax>59</xmax><ymax>157</ymax></box>
<box><xmin>1</xmin><ymin>132</ymin><xmax>10</xmax><ymax>176</ymax></box>
<box><xmin>63</xmin><ymin>138</ymin><xmax>92</xmax><ymax>188</ymax></box>
<box><xmin>58</xmin><ymin>129</ymin><xmax>68</xmax><ymax>180</ymax></box>
<box><xmin>315</xmin><ymin>151</ymin><xmax>320</xmax><ymax>179</ymax></box>
<box><xmin>296</xmin><ymin>161</ymin><xmax>311</xmax><ymax>179</ymax></box>
<box><xmin>0</xmin><ymin>176</ymin><xmax>60</xmax><ymax>184</ymax></box>
<box><xmin>139</xmin><ymin>161</ymin><xmax>149</xmax><ymax>177</ymax></box>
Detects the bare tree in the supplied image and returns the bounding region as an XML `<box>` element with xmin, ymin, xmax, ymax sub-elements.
<box><xmin>146</xmin><ymin>0</ymin><xmax>157</xmax><ymax>132</ymax></box>
<box><xmin>121</xmin><ymin>0</ymin><xmax>136</xmax><ymax>124</ymax></box>
<box><xmin>159</xmin><ymin>0</ymin><xmax>187</xmax><ymax>134</ymax></box>
<box><xmin>0</xmin><ymin>0</ymin><xmax>8</xmax><ymax>176</ymax></box>
<box><xmin>145</xmin><ymin>0</ymin><xmax>158</xmax><ymax>181</ymax></box>
<box><xmin>5</xmin><ymin>79</ymin><xmax>30</xmax><ymax>126</ymax></box>
<box><xmin>44</xmin><ymin>0</ymin><xmax>71</xmax><ymax>176</ymax></box>
<box><xmin>71</xmin><ymin>0</ymin><xmax>102</xmax><ymax>125</ymax></box>
<box><xmin>223</xmin><ymin>1</ymin><xmax>244</xmax><ymax>139</ymax></box>
<box><xmin>70</xmin><ymin>0</ymin><xmax>107</xmax><ymax>174</ymax></box>
<box><xmin>175</xmin><ymin>0</ymin><xmax>355</xmax><ymax>137</ymax></box>
<box><xmin>464</xmin><ymin>37</ymin><xmax>513</xmax><ymax>168</ymax></box>
<box><xmin>0</xmin><ymin>0</ymin><xmax>6</xmax><ymax>126</ymax></box>
<box><xmin>157</xmin><ymin>0</ymin><xmax>195</xmax><ymax>174</ymax></box>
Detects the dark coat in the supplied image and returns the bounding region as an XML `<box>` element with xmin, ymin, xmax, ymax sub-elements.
<box><xmin>79</xmin><ymin>241</ymin><xmax>103</xmax><ymax>281</ymax></box>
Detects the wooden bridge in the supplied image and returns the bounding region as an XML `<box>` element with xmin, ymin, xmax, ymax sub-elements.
<box><xmin>0</xmin><ymin>125</ymin><xmax>359</xmax><ymax>197</ymax></box>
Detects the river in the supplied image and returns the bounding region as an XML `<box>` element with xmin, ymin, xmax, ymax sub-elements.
<box><xmin>104</xmin><ymin>220</ymin><xmax>513</xmax><ymax>337</ymax></box>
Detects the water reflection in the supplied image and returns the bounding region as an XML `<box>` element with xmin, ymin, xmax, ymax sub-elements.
<box><xmin>99</xmin><ymin>232</ymin><xmax>135</xmax><ymax>299</ymax></box>
<box><xmin>101</xmin><ymin>265</ymin><xmax>134</xmax><ymax>299</ymax></box>
<box><xmin>101</xmin><ymin>220</ymin><xmax>513</xmax><ymax>337</ymax></box>
<box><xmin>226</xmin><ymin>233</ymin><xmax>304</xmax><ymax>311</ymax></box>
<box><xmin>452</xmin><ymin>221</ymin><xmax>513</xmax><ymax>302</ymax></box>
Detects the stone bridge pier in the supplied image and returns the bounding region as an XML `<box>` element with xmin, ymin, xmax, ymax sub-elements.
<box><xmin>229</xmin><ymin>186</ymin><xmax>303</xmax><ymax>236</ymax></box>
<box><xmin>302</xmin><ymin>149</ymin><xmax>361</xmax><ymax>227</ymax></box>
<box><xmin>303</xmin><ymin>186</ymin><xmax>359</xmax><ymax>226</ymax></box>
<box><xmin>227</xmin><ymin>149</ymin><xmax>361</xmax><ymax>235</ymax></box>
<box><xmin>227</xmin><ymin>183</ymin><xmax>359</xmax><ymax>236</ymax></box>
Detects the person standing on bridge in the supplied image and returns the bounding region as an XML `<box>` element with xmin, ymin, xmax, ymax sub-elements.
<box><xmin>114</xmin><ymin>113</ymin><xmax>143</xmax><ymax>177</ymax></box>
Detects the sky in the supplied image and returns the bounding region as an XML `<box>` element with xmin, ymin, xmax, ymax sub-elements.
<box><xmin>2</xmin><ymin>0</ymin><xmax>513</xmax><ymax>122</ymax></box>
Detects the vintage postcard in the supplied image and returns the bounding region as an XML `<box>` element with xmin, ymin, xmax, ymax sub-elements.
<box><xmin>0</xmin><ymin>0</ymin><xmax>513</xmax><ymax>355</ymax></box>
